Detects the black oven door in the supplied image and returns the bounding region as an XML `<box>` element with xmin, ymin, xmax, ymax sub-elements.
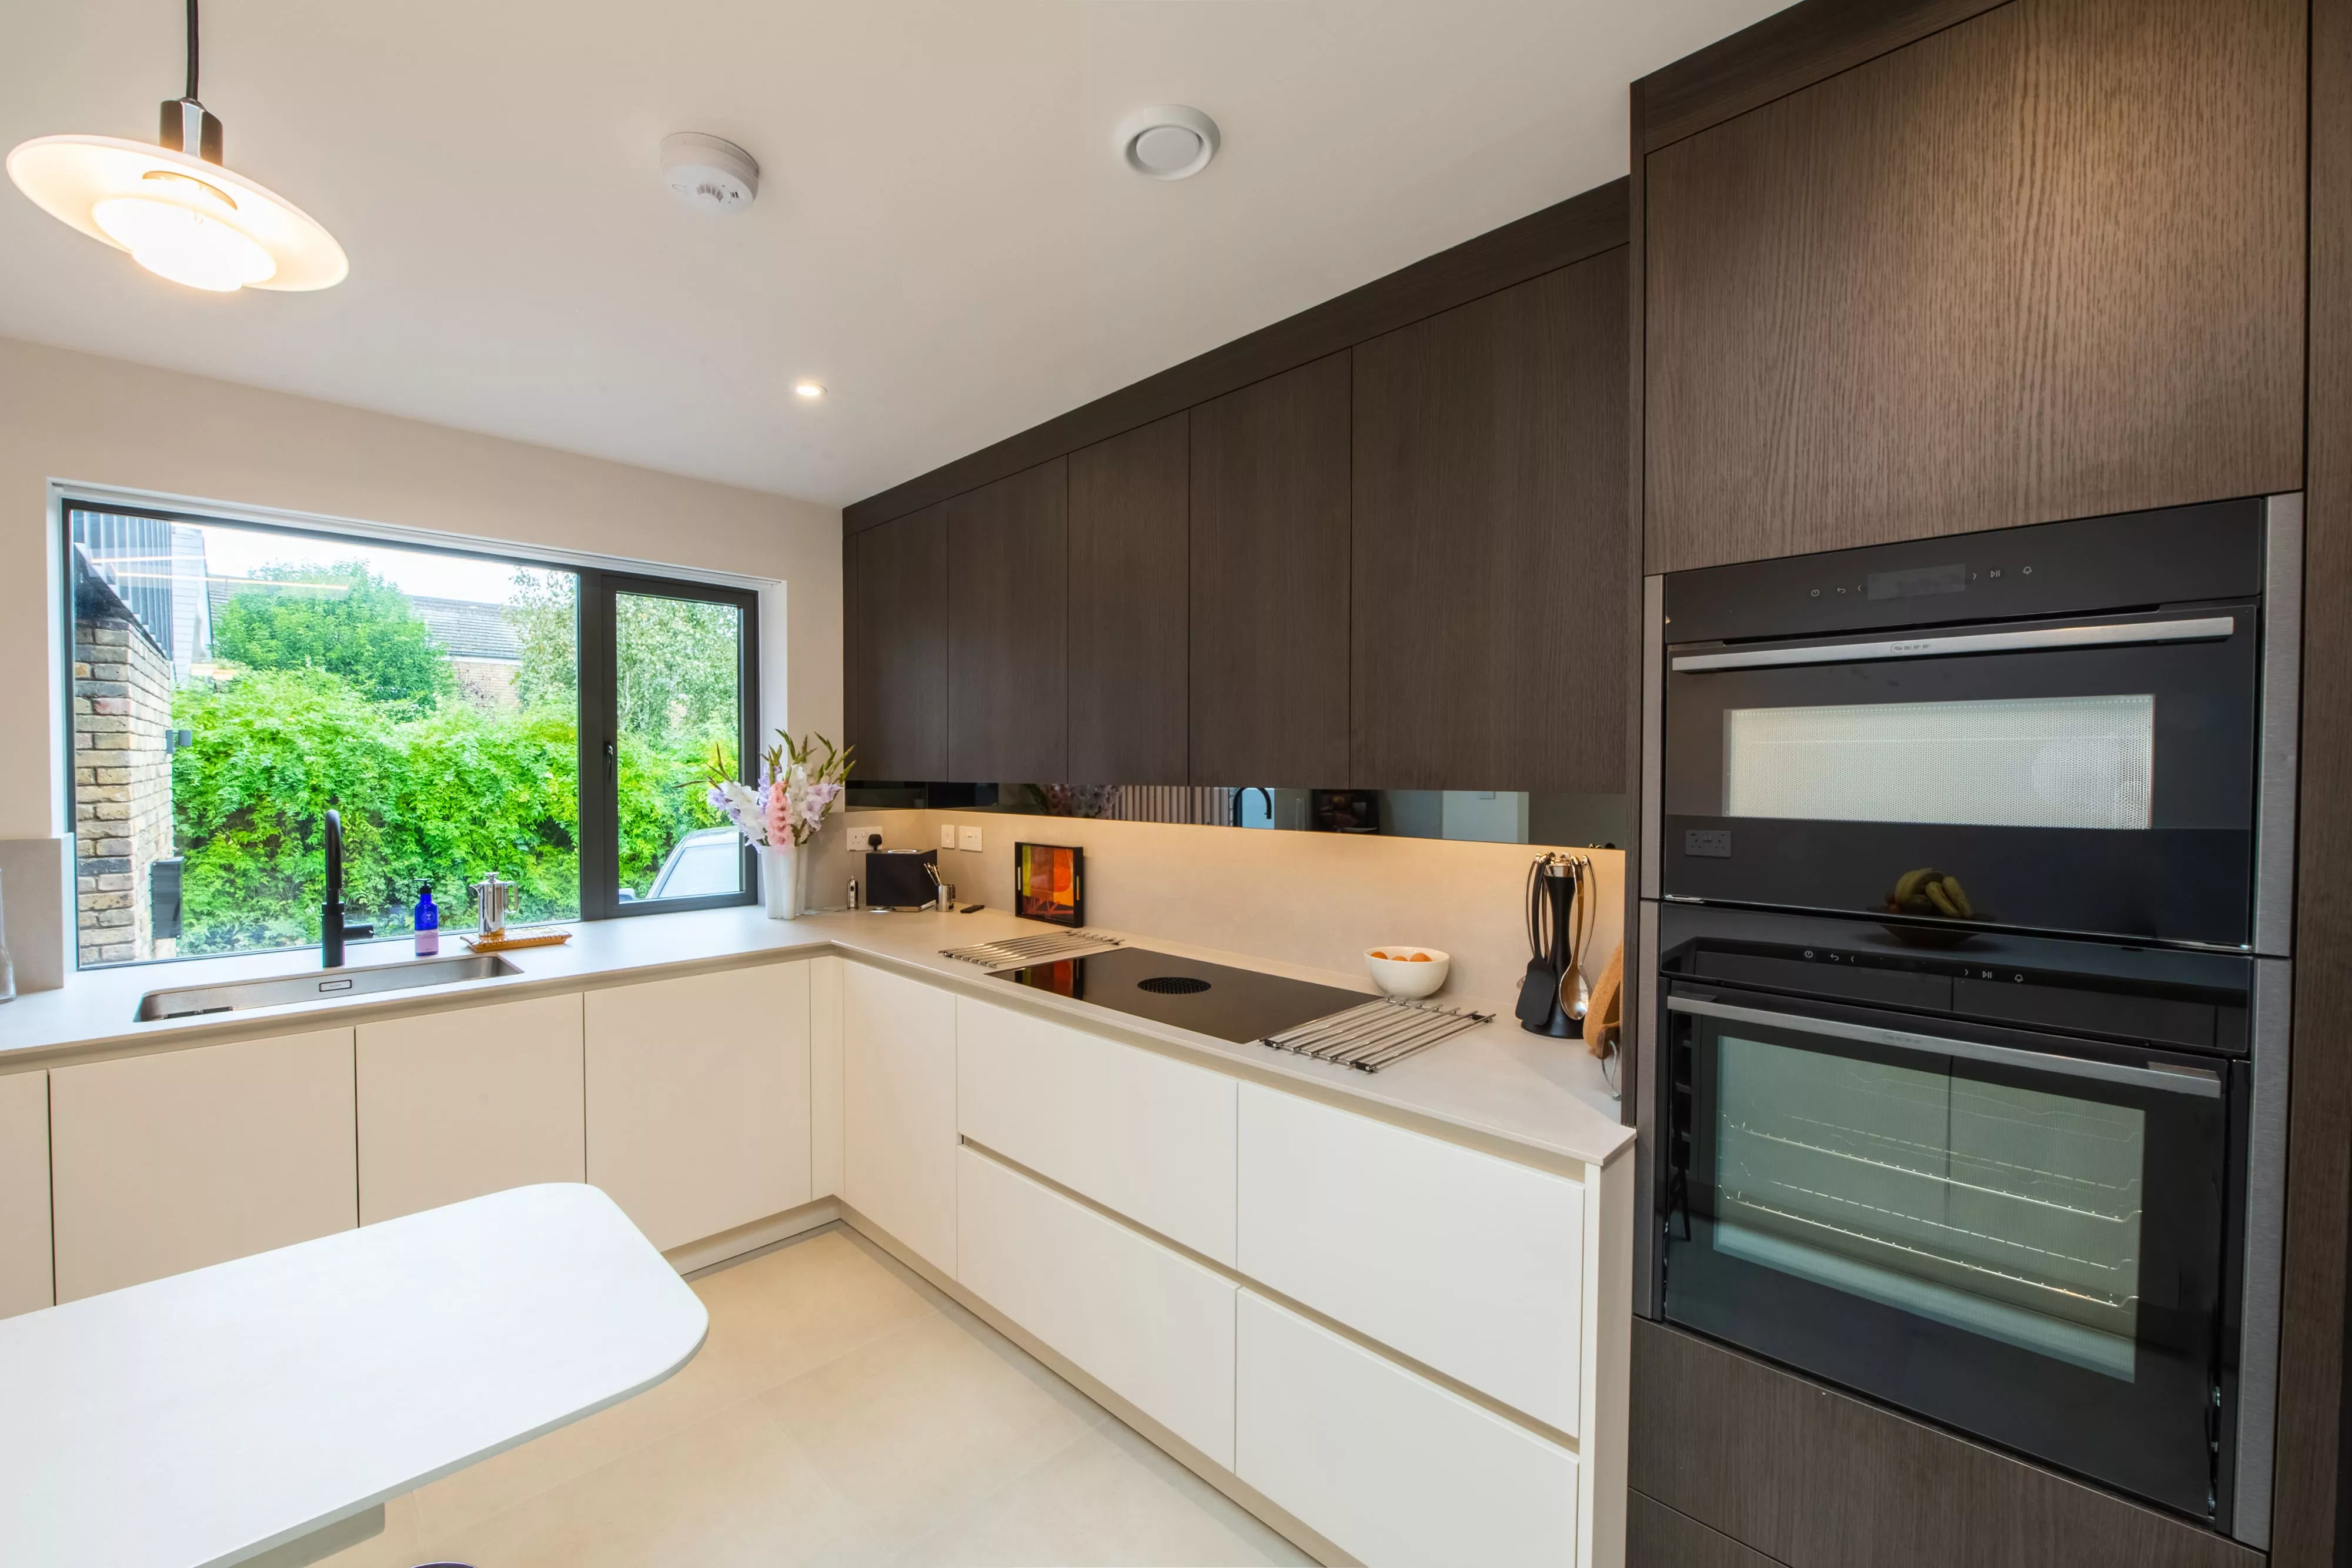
<box><xmin>1661</xmin><ymin>604</ymin><xmax>2259</xmax><ymax>945</ymax></box>
<box><xmin>1661</xmin><ymin>981</ymin><xmax>2237</xmax><ymax>1522</ymax></box>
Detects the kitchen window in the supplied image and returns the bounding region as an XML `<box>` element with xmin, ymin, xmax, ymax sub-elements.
<box><xmin>62</xmin><ymin>501</ymin><xmax>758</xmax><ymax>968</ymax></box>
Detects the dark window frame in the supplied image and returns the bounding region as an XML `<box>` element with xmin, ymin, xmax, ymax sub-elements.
<box><xmin>577</xmin><ymin>569</ymin><xmax>761</xmax><ymax>920</ymax></box>
<box><xmin>57</xmin><ymin>497</ymin><xmax>762</xmax><ymax>968</ymax></box>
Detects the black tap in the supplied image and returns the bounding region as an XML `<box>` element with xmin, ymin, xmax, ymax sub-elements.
<box><xmin>322</xmin><ymin>808</ymin><xmax>375</xmax><ymax>968</ymax></box>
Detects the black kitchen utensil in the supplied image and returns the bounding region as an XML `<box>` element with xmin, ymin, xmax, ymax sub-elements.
<box><xmin>1516</xmin><ymin>852</ymin><xmax>1589</xmax><ymax>1037</ymax></box>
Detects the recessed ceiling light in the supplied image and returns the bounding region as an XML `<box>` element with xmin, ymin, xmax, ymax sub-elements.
<box><xmin>6</xmin><ymin>1</ymin><xmax>345</xmax><ymax>292</ymax></box>
<box><xmin>793</xmin><ymin>381</ymin><xmax>826</xmax><ymax>399</ymax></box>
<box><xmin>1115</xmin><ymin>106</ymin><xmax>1220</xmax><ymax>181</ymax></box>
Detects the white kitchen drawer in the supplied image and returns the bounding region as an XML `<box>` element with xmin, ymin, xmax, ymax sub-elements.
<box><xmin>957</xmin><ymin>1147</ymin><xmax>1237</xmax><ymax>1466</ymax></box>
<box><xmin>358</xmin><ymin>993</ymin><xmax>586</xmax><ymax>1225</ymax></box>
<box><xmin>1236</xmin><ymin>1289</ymin><xmax>1579</xmax><ymax>1568</ymax></box>
<box><xmin>957</xmin><ymin>996</ymin><xmax>1237</xmax><ymax>1263</ymax></box>
<box><xmin>586</xmin><ymin>962</ymin><xmax>812</xmax><ymax>1252</ymax></box>
<box><xmin>842</xmin><ymin>961</ymin><xmax>958</xmax><ymax>1273</ymax></box>
<box><xmin>51</xmin><ymin>1028</ymin><xmax>359</xmax><ymax>1302</ymax></box>
<box><xmin>1238</xmin><ymin>1082</ymin><xmax>1585</xmax><ymax>1433</ymax></box>
<box><xmin>0</xmin><ymin>1071</ymin><xmax>51</xmax><ymax>1317</ymax></box>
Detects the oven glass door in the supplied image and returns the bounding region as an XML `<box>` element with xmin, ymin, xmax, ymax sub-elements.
<box><xmin>1661</xmin><ymin>604</ymin><xmax>2259</xmax><ymax>945</ymax></box>
<box><xmin>1661</xmin><ymin>985</ymin><xmax>2233</xmax><ymax>1521</ymax></box>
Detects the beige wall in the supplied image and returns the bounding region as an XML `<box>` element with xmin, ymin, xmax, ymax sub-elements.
<box><xmin>0</xmin><ymin>335</ymin><xmax>843</xmax><ymax>847</ymax></box>
<box><xmin>827</xmin><ymin>808</ymin><xmax>1626</xmax><ymax>1012</ymax></box>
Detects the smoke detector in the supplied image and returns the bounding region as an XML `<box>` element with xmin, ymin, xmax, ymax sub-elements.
<box><xmin>1115</xmin><ymin>106</ymin><xmax>1219</xmax><ymax>180</ymax></box>
<box><xmin>660</xmin><ymin>133</ymin><xmax>759</xmax><ymax>210</ymax></box>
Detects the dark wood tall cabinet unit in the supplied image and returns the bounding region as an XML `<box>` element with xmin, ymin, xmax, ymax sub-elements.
<box><xmin>1187</xmin><ymin>353</ymin><xmax>1354</xmax><ymax>787</ymax></box>
<box><xmin>2277</xmin><ymin>0</ymin><xmax>2352</xmax><ymax>1560</ymax></box>
<box><xmin>1624</xmin><ymin>0</ymin><xmax>2327</xmax><ymax>1563</ymax></box>
<box><xmin>1068</xmin><ymin>413</ymin><xmax>1189</xmax><ymax>784</ymax></box>
<box><xmin>944</xmin><ymin>459</ymin><xmax>1068</xmax><ymax>783</ymax></box>
<box><xmin>847</xmin><ymin>505</ymin><xmax>948</xmax><ymax>780</ymax></box>
<box><xmin>1641</xmin><ymin>0</ymin><xmax>2306</xmax><ymax>575</ymax></box>
<box><xmin>1630</xmin><ymin>1323</ymin><xmax>2261</xmax><ymax>1568</ymax></box>
<box><xmin>1352</xmin><ymin>253</ymin><xmax>1628</xmax><ymax>790</ymax></box>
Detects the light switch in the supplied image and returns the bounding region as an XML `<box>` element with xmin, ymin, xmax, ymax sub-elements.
<box><xmin>940</xmin><ymin>825</ymin><xmax>957</xmax><ymax>850</ymax></box>
<box><xmin>958</xmin><ymin>825</ymin><xmax>984</xmax><ymax>853</ymax></box>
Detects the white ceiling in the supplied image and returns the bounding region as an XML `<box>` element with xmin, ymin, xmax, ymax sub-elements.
<box><xmin>0</xmin><ymin>1</ymin><xmax>1792</xmax><ymax>507</ymax></box>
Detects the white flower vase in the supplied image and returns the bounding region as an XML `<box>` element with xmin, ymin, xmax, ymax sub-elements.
<box><xmin>761</xmin><ymin>841</ymin><xmax>800</xmax><ymax>920</ymax></box>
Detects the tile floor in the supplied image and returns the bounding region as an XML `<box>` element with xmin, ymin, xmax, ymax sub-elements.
<box><xmin>321</xmin><ymin>1224</ymin><xmax>1314</xmax><ymax>1567</ymax></box>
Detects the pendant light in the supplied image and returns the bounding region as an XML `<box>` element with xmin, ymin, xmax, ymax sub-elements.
<box><xmin>6</xmin><ymin>1</ymin><xmax>346</xmax><ymax>292</ymax></box>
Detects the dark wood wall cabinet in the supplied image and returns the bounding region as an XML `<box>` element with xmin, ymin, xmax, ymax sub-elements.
<box><xmin>943</xmin><ymin>459</ymin><xmax>1068</xmax><ymax>784</ymax></box>
<box><xmin>1352</xmin><ymin>250</ymin><xmax>1628</xmax><ymax>791</ymax></box>
<box><xmin>842</xmin><ymin>179</ymin><xmax>1631</xmax><ymax>793</ymax></box>
<box><xmin>1187</xmin><ymin>354</ymin><xmax>1354</xmax><ymax>787</ymax></box>
<box><xmin>1631</xmin><ymin>1322</ymin><xmax>2261</xmax><ymax>1568</ymax></box>
<box><xmin>1641</xmin><ymin>0</ymin><xmax>2307</xmax><ymax>575</ymax></box>
<box><xmin>846</xmin><ymin>505</ymin><xmax>947</xmax><ymax>781</ymax></box>
<box><xmin>1067</xmin><ymin>413</ymin><xmax>1190</xmax><ymax>785</ymax></box>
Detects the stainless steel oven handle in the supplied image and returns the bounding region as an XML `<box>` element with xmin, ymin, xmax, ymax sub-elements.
<box><xmin>1669</xmin><ymin>614</ymin><xmax>2237</xmax><ymax>672</ymax></box>
<box><xmin>1665</xmin><ymin>995</ymin><xmax>2222</xmax><ymax>1097</ymax></box>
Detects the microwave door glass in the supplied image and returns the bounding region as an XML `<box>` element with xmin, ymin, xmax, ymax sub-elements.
<box><xmin>1722</xmin><ymin>693</ymin><xmax>2156</xmax><ymax>830</ymax></box>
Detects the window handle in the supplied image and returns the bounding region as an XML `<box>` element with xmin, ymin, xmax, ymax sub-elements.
<box><xmin>604</xmin><ymin>739</ymin><xmax>617</xmax><ymax>783</ymax></box>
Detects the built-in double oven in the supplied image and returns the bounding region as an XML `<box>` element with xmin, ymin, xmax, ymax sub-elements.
<box><xmin>1636</xmin><ymin>496</ymin><xmax>2300</xmax><ymax>1547</ymax></box>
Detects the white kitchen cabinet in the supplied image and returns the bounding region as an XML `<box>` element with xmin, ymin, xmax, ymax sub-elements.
<box><xmin>0</xmin><ymin>1070</ymin><xmax>51</xmax><ymax>1317</ymax></box>
<box><xmin>358</xmin><ymin>993</ymin><xmax>585</xmax><ymax>1225</ymax></box>
<box><xmin>957</xmin><ymin>1146</ymin><xmax>1237</xmax><ymax>1466</ymax></box>
<box><xmin>586</xmin><ymin>962</ymin><xmax>811</xmax><ymax>1252</ymax></box>
<box><xmin>1236</xmin><ymin>1289</ymin><xmax>1579</xmax><ymax>1568</ymax></box>
<box><xmin>956</xmin><ymin>996</ymin><xmax>1237</xmax><ymax>1263</ymax></box>
<box><xmin>810</xmin><ymin>954</ymin><xmax>846</xmax><ymax>1198</ymax></box>
<box><xmin>1238</xmin><ymin>1082</ymin><xmax>1585</xmax><ymax>1433</ymax></box>
<box><xmin>841</xmin><ymin>960</ymin><xmax>958</xmax><ymax>1273</ymax></box>
<box><xmin>50</xmin><ymin>1028</ymin><xmax>358</xmax><ymax>1302</ymax></box>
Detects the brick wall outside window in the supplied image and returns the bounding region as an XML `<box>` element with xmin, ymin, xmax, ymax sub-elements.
<box><xmin>73</xmin><ymin>611</ymin><xmax>175</xmax><ymax>966</ymax></box>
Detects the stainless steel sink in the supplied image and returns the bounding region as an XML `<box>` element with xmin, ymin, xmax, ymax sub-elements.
<box><xmin>133</xmin><ymin>954</ymin><xmax>523</xmax><ymax>1021</ymax></box>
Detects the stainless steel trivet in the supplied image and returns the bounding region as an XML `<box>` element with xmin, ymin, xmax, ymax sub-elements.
<box><xmin>1259</xmin><ymin>997</ymin><xmax>1495</xmax><ymax>1073</ymax></box>
<box><xmin>940</xmin><ymin>930</ymin><xmax>1125</xmax><ymax>968</ymax></box>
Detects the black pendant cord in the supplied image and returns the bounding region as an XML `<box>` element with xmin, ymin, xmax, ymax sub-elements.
<box><xmin>184</xmin><ymin>0</ymin><xmax>200</xmax><ymax>103</ymax></box>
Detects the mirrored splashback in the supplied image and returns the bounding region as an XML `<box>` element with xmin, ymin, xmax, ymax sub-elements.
<box><xmin>844</xmin><ymin>782</ymin><xmax>1626</xmax><ymax>848</ymax></box>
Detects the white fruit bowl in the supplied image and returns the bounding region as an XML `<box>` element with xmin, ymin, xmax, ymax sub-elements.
<box><xmin>1365</xmin><ymin>946</ymin><xmax>1450</xmax><ymax>999</ymax></box>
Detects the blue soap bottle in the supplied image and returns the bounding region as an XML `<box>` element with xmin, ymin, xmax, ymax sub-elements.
<box><xmin>414</xmin><ymin>884</ymin><xmax>440</xmax><ymax>957</ymax></box>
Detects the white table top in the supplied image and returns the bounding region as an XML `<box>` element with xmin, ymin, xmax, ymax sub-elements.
<box><xmin>0</xmin><ymin>1183</ymin><xmax>709</xmax><ymax>1568</ymax></box>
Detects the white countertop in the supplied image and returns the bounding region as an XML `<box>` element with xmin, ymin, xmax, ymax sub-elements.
<box><xmin>0</xmin><ymin>1183</ymin><xmax>707</xmax><ymax>1568</ymax></box>
<box><xmin>0</xmin><ymin>904</ymin><xmax>1634</xmax><ymax>1172</ymax></box>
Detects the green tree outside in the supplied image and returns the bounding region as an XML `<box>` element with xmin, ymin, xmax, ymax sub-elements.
<box><xmin>210</xmin><ymin>563</ymin><xmax>457</xmax><ymax>710</ymax></box>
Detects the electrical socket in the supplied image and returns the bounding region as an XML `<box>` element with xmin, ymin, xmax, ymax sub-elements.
<box><xmin>939</xmin><ymin>824</ymin><xmax>957</xmax><ymax>850</ymax></box>
<box><xmin>958</xmin><ymin>825</ymin><xmax>984</xmax><ymax>852</ymax></box>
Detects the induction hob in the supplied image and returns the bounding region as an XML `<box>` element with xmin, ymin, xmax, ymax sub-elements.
<box><xmin>989</xmin><ymin>945</ymin><xmax>1367</xmax><ymax>1044</ymax></box>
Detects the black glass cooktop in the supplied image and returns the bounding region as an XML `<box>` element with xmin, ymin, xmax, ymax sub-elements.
<box><xmin>991</xmin><ymin>946</ymin><xmax>1366</xmax><ymax>1044</ymax></box>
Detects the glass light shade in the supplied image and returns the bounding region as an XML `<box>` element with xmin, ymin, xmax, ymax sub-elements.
<box><xmin>6</xmin><ymin>135</ymin><xmax>345</xmax><ymax>291</ymax></box>
<box><xmin>92</xmin><ymin>197</ymin><xmax>276</xmax><ymax>291</ymax></box>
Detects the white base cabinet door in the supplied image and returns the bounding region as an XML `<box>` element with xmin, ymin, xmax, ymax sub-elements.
<box><xmin>1238</xmin><ymin>1082</ymin><xmax>1585</xmax><ymax>1433</ymax></box>
<box><xmin>586</xmin><ymin>963</ymin><xmax>811</xmax><ymax>1252</ymax></box>
<box><xmin>358</xmin><ymin>994</ymin><xmax>586</xmax><ymax>1225</ymax></box>
<box><xmin>50</xmin><ymin>1028</ymin><xmax>358</xmax><ymax>1302</ymax></box>
<box><xmin>841</xmin><ymin>961</ymin><xmax>957</xmax><ymax>1273</ymax></box>
<box><xmin>957</xmin><ymin>1147</ymin><xmax>1237</xmax><ymax>1467</ymax></box>
<box><xmin>1236</xmin><ymin>1290</ymin><xmax>1579</xmax><ymax>1568</ymax></box>
<box><xmin>0</xmin><ymin>1071</ymin><xmax>51</xmax><ymax>1317</ymax></box>
<box><xmin>957</xmin><ymin>997</ymin><xmax>1237</xmax><ymax>1263</ymax></box>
